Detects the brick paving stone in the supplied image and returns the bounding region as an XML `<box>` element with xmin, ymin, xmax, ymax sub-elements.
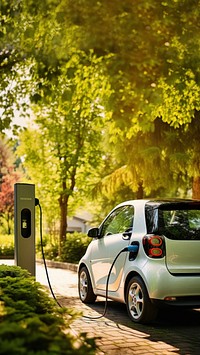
<box><xmin>63</xmin><ymin>295</ymin><xmax>200</xmax><ymax>355</ymax></box>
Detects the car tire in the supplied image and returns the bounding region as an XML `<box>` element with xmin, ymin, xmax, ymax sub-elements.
<box><xmin>78</xmin><ymin>266</ymin><xmax>97</xmax><ymax>304</ymax></box>
<box><xmin>126</xmin><ymin>276</ymin><xmax>158</xmax><ymax>324</ymax></box>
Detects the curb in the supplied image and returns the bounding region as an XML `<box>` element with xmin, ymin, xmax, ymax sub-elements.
<box><xmin>37</xmin><ymin>259</ymin><xmax>78</xmax><ymax>272</ymax></box>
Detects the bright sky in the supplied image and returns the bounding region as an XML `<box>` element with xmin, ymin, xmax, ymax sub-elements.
<box><xmin>5</xmin><ymin>111</ymin><xmax>31</xmax><ymax>138</ymax></box>
<box><xmin>13</xmin><ymin>114</ymin><xmax>29</xmax><ymax>127</ymax></box>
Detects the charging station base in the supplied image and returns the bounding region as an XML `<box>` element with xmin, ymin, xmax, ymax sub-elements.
<box><xmin>14</xmin><ymin>183</ymin><xmax>35</xmax><ymax>276</ymax></box>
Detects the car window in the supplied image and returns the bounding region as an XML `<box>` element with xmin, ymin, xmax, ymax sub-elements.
<box><xmin>100</xmin><ymin>205</ymin><xmax>134</xmax><ymax>237</ymax></box>
<box><xmin>159</xmin><ymin>208</ymin><xmax>200</xmax><ymax>240</ymax></box>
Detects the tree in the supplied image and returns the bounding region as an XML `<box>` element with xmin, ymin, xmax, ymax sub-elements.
<box><xmin>18</xmin><ymin>51</ymin><xmax>111</xmax><ymax>250</ymax></box>
<box><xmin>0</xmin><ymin>137</ymin><xmax>21</xmax><ymax>234</ymax></box>
<box><xmin>2</xmin><ymin>0</ymin><xmax>200</xmax><ymax>221</ymax></box>
<box><xmin>62</xmin><ymin>0</ymin><xmax>200</xmax><ymax>198</ymax></box>
<box><xmin>0</xmin><ymin>173</ymin><xmax>20</xmax><ymax>234</ymax></box>
<box><xmin>93</xmin><ymin>117</ymin><xmax>190</xmax><ymax>201</ymax></box>
<box><xmin>65</xmin><ymin>0</ymin><xmax>200</xmax><ymax>123</ymax></box>
<box><xmin>0</xmin><ymin>0</ymin><xmax>66</xmax><ymax>133</ymax></box>
<box><xmin>0</xmin><ymin>0</ymin><xmax>31</xmax><ymax>132</ymax></box>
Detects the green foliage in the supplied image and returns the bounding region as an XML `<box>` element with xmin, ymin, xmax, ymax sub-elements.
<box><xmin>0</xmin><ymin>265</ymin><xmax>30</xmax><ymax>278</ymax></box>
<box><xmin>60</xmin><ymin>232</ymin><xmax>91</xmax><ymax>264</ymax></box>
<box><xmin>0</xmin><ymin>265</ymin><xmax>96</xmax><ymax>354</ymax></box>
<box><xmin>0</xmin><ymin>137</ymin><xmax>22</xmax><ymax>234</ymax></box>
<box><xmin>1</xmin><ymin>0</ymin><xmax>200</xmax><ymax>217</ymax></box>
<box><xmin>0</xmin><ymin>244</ymin><xmax>14</xmax><ymax>258</ymax></box>
<box><xmin>37</xmin><ymin>232</ymin><xmax>91</xmax><ymax>264</ymax></box>
<box><xmin>151</xmin><ymin>69</ymin><xmax>200</xmax><ymax>127</ymax></box>
<box><xmin>0</xmin><ymin>235</ymin><xmax>14</xmax><ymax>258</ymax></box>
<box><xmin>17</xmin><ymin>50</ymin><xmax>112</xmax><ymax>244</ymax></box>
<box><xmin>93</xmin><ymin>117</ymin><xmax>190</xmax><ymax>200</ymax></box>
<box><xmin>56</xmin><ymin>0</ymin><xmax>200</xmax><ymax>199</ymax></box>
<box><xmin>36</xmin><ymin>235</ymin><xmax>59</xmax><ymax>260</ymax></box>
<box><xmin>0</xmin><ymin>235</ymin><xmax>14</xmax><ymax>245</ymax></box>
<box><xmin>62</xmin><ymin>0</ymin><xmax>200</xmax><ymax>129</ymax></box>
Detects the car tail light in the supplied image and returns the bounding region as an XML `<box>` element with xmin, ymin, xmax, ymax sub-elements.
<box><xmin>143</xmin><ymin>235</ymin><xmax>165</xmax><ymax>258</ymax></box>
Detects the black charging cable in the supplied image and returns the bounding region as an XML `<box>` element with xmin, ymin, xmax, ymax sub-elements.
<box><xmin>35</xmin><ymin>198</ymin><xmax>62</xmax><ymax>308</ymax></box>
<box><xmin>83</xmin><ymin>244</ymin><xmax>139</xmax><ymax>320</ymax></box>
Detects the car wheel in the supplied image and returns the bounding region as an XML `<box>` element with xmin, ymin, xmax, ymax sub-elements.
<box><xmin>126</xmin><ymin>276</ymin><xmax>158</xmax><ymax>324</ymax></box>
<box><xmin>78</xmin><ymin>266</ymin><xmax>97</xmax><ymax>303</ymax></box>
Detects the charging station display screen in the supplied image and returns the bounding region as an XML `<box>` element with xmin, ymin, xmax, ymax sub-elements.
<box><xmin>21</xmin><ymin>208</ymin><xmax>31</xmax><ymax>238</ymax></box>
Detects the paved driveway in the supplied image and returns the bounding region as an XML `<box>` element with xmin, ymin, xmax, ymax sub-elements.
<box><xmin>1</xmin><ymin>260</ymin><xmax>200</xmax><ymax>354</ymax></box>
<box><xmin>37</xmin><ymin>262</ymin><xmax>200</xmax><ymax>355</ymax></box>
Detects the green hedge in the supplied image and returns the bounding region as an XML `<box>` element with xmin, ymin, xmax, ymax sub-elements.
<box><xmin>1</xmin><ymin>232</ymin><xmax>91</xmax><ymax>263</ymax></box>
<box><xmin>37</xmin><ymin>232</ymin><xmax>91</xmax><ymax>264</ymax></box>
<box><xmin>0</xmin><ymin>265</ymin><xmax>96</xmax><ymax>354</ymax></box>
<box><xmin>60</xmin><ymin>232</ymin><xmax>91</xmax><ymax>264</ymax></box>
<box><xmin>0</xmin><ymin>235</ymin><xmax>14</xmax><ymax>258</ymax></box>
<box><xmin>0</xmin><ymin>244</ymin><xmax>14</xmax><ymax>258</ymax></box>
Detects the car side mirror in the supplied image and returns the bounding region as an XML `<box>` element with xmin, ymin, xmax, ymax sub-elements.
<box><xmin>87</xmin><ymin>227</ymin><xmax>100</xmax><ymax>238</ymax></box>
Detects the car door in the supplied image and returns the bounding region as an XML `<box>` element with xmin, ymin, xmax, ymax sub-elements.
<box><xmin>90</xmin><ymin>205</ymin><xmax>134</xmax><ymax>291</ymax></box>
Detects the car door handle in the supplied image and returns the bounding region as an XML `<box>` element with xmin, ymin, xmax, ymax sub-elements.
<box><xmin>122</xmin><ymin>231</ymin><xmax>132</xmax><ymax>240</ymax></box>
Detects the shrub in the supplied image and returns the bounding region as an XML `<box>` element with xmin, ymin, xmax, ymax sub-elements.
<box><xmin>60</xmin><ymin>232</ymin><xmax>91</xmax><ymax>264</ymax></box>
<box><xmin>0</xmin><ymin>244</ymin><xmax>14</xmax><ymax>257</ymax></box>
<box><xmin>0</xmin><ymin>235</ymin><xmax>14</xmax><ymax>258</ymax></box>
<box><xmin>36</xmin><ymin>237</ymin><xmax>59</xmax><ymax>260</ymax></box>
<box><xmin>0</xmin><ymin>265</ymin><xmax>96</xmax><ymax>354</ymax></box>
<box><xmin>0</xmin><ymin>265</ymin><xmax>30</xmax><ymax>278</ymax></box>
<box><xmin>44</xmin><ymin>243</ymin><xmax>59</xmax><ymax>260</ymax></box>
<box><xmin>37</xmin><ymin>232</ymin><xmax>91</xmax><ymax>264</ymax></box>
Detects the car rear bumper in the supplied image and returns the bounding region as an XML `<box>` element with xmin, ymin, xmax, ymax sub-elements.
<box><xmin>134</xmin><ymin>260</ymin><xmax>200</xmax><ymax>301</ymax></box>
<box><xmin>152</xmin><ymin>296</ymin><xmax>200</xmax><ymax>308</ymax></box>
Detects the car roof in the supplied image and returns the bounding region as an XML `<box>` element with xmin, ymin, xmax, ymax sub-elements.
<box><xmin>116</xmin><ymin>198</ymin><xmax>200</xmax><ymax>209</ymax></box>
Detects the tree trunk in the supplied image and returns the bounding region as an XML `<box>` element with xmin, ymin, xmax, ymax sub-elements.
<box><xmin>7</xmin><ymin>213</ymin><xmax>11</xmax><ymax>235</ymax></box>
<box><xmin>58</xmin><ymin>193</ymin><xmax>68</xmax><ymax>256</ymax></box>
<box><xmin>136</xmin><ymin>181</ymin><xmax>144</xmax><ymax>199</ymax></box>
<box><xmin>192</xmin><ymin>176</ymin><xmax>200</xmax><ymax>199</ymax></box>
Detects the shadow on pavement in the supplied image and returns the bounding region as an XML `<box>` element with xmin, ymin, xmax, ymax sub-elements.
<box><xmin>71</xmin><ymin>297</ymin><xmax>200</xmax><ymax>355</ymax></box>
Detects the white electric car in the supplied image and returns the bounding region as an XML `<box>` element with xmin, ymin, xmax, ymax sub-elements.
<box><xmin>78</xmin><ymin>199</ymin><xmax>200</xmax><ymax>323</ymax></box>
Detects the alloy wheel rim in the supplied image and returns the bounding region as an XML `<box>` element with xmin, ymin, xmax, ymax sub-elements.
<box><xmin>79</xmin><ymin>270</ymin><xmax>88</xmax><ymax>300</ymax></box>
<box><xmin>128</xmin><ymin>282</ymin><xmax>144</xmax><ymax>320</ymax></box>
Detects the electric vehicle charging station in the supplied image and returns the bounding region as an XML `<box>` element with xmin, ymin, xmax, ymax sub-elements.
<box><xmin>14</xmin><ymin>183</ymin><xmax>35</xmax><ymax>276</ymax></box>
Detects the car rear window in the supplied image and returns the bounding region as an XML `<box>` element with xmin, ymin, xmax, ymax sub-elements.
<box><xmin>146</xmin><ymin>202</ymin><xmax>200</xmax><ymax>240</ymax></box>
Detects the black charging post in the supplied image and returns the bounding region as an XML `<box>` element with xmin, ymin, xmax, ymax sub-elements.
<box><xmin>14</xmin><ymin>183</ymin><xmax>36</xmax><ymax>276</ymax></box>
